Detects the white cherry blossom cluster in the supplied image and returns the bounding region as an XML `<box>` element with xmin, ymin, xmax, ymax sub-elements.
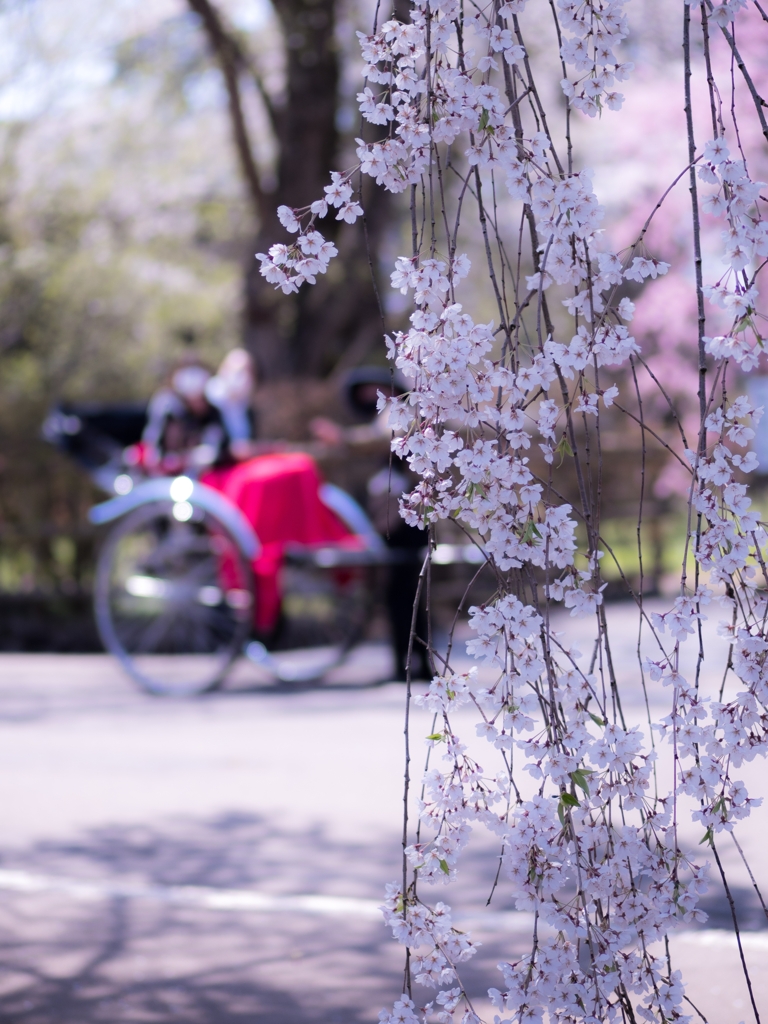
<box><xmin>641</xmin><ymin>395</ymin><xmax>768</xmax><ymax>844</ymax></box>
<box><xmin>468</xmin><ymin>134</ymin><xmax>670</xmax><ymax>319</ymax></box>
<box><xmin>386</xmin><ymin>251</ymin><xmax>646</xmax><ymax>625</ymax></box>
<box><xmin>255</xmin><ymin>175</ymin><xmax>361</xmax><ymax>293</ymax></box>
<box><xmin>379</xmin><ymin>883</ymin><xmax>480</xmax><ymax>1011</ymax></box>
<box><xmin>402</xmin><ymin>578</ymin><xmax>716</xmax><ymax>1023</ymax></box>
<box><xmin>699</xmin><ymin>139</ymin><xmax>767</xmax><ymax>369</ymax></box>
<box><xmin>557</xmin><ymin>0</ymin><xmax>634</xmax><ymax>116</ymax></box>
<box><xmin>256</xmin><ymin>0</ymin><xmax>768</xmax><ymax>1021</ymax></box>
<box><xmin>377</xmin><ymin>244</ymin><xmax>714</xmax><ymax>1019</ymax></box>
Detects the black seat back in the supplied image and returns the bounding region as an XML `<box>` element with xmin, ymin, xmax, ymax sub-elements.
<box><xmin>43</xmin><ymin>402</ymin><xmax>148</xmax><ymax>470</ymax></box>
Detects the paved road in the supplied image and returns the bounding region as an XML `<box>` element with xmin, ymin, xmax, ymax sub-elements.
<box><xmin>0</xmin><ymin>613</ymin><xmax>765</xmax><ymax>1023</ymax></box>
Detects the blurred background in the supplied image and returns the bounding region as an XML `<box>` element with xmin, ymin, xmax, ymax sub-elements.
<box><xmin>0</xmin><ymin>0</ymin><xmax>414</xmax><ymax>649</ymax></box>
<box><xmin>0</xmin><ymin>0</ymin><xmax>767</xmax><ymax>650</ymax></box>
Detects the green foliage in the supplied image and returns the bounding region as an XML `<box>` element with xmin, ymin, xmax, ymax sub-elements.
<box><xmin>0</xmin><ymin>9</ymin><xmax>250</xmax><ymax>595</ymax></box>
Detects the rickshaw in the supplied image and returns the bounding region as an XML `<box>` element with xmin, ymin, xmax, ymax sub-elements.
<box><xmin>44</xmin><ymin>402</ymin><xmax>390</xmax><ymax>696</ymax></box>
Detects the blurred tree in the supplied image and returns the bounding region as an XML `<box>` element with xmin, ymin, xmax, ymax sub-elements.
<box><xmin>0</xmin><ymin>3</ymin><xmax>247</xmax><ymax>607</ymax></box>
<box><xmin>187</xmin><ymin>0</ymin><xmax>408</xmax><ymax>380</ymax></box>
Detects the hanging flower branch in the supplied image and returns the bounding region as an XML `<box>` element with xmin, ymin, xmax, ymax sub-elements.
<box><xmin>259</xmin><ymin>0</ymin><xmax>767</xmax><ymax>1020</ymax></box>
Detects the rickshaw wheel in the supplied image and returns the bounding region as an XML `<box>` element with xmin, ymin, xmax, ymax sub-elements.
<box><xmin>251</xmin><ymin>553</ymin><xmax>372</xmax><ymax>683</ymax></box>
<box><xmin>94</xmin><ymin>501</ymin><xmax>254</xmax><ymax>696</ymax></box>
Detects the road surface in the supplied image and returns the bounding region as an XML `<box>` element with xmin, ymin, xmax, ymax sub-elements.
<box><xmin>0</xmin><ymin>610</ymin><xmax>765</xmax><ymax>1023</ymax></box>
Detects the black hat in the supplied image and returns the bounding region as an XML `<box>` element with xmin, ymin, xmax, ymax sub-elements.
<box><xmin>342</xmin><ymin>366</ymin><xmax>407</xmax><ymax>416</ymax></box>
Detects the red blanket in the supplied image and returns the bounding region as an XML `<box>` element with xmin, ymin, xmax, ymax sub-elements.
<box><xmin>202</xmin><ymin>452</ymin><xmax>356</xmax><ymax>631</ymax></box>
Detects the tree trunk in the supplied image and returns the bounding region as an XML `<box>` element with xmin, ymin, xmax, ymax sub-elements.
<box><xmin>189</xmin><ymin>0</ymin><xmax>406</xmax><ymax>382</ymax></box>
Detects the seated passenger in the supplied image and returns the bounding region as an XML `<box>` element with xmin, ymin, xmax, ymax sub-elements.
<box><xmin>141</xmin><ymin>358</ymin><xmax>227</xmax><ymax>474</ymax></box>
<box><xmin>205</xmin><ymin>348</ymin><xmax>258</xmax><ymax>462</ymax></box>
<box><xmin>141</xmin><ymin>350</ymin><xmax>265</xmax><ymax>473</ymax></box>
<box><xmin>311</xmin><ymin>367</ymin><xmax>431</xmax><ymax>681</ymax></box>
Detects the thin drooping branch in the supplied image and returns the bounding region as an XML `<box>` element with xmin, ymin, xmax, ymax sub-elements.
<box><xmin>706</xmin><ymin>0</ymin><xmax>768</xmax><ymax>144</ymax></box>
<box><xmin>730</xmin><ymin>831</ymin><xmax>768</xmax><ymax>923</ymax></box>
<box><xmin>712</xmin><ymin>839</ymin><xmax>763</xmax><ymax>1024</ymax></box>
<box><xmin>683</xmin><ymin>4</ymin><xmax>707</xmax><ymax>448</ymax></box>
<box><xmin>700</xmin><ymin>4</ymin><xmax>723</xmax><ymax>139</ymax></box>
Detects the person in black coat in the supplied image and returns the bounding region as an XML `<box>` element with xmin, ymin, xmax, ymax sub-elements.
<box><xmin>311</xmin><ymin>368</ymin><xmax>431</xmax><ymax>681</ymax></box>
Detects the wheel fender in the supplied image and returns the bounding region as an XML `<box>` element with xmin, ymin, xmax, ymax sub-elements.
<box><xmin>88</xmin><ymin>477</ymin><xmax>261</xmax><ymax>559</ymax></box>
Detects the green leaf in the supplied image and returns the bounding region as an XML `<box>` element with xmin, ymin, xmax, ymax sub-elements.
<box><xmin>570</xmin><ymin>769</ymin><xmax>592</xmax><ymax>796</ymax></box>
<box><xmin>699</xmin><ymin>827</ymin><xmax>714</xmax><ymax>847</ymax></box>
<box><xmin>555</xmin><ymin>435</ymin><xmax>573</xmax><ymax>466</ymax></box>
<box><xmin>588</xmin><ymin>712</ymin><xmax>605</xmax><ymax>727</ymax></box>
<box><xmin>560</xmin><ymin>792</ymin><xmax>580</xmax><ymax>808</ymax></box>
<box><xmin>465</xmin><ymin>481</ymin><xmax>486</xmax><ymax>501</ymax></box>
<box><xmin>478</xmin><ymin>107</ymin><xmax>489</xmax><ymax>131</ymax></box>
<box><xmin>439</xmin><ymin>858</ymin><xmax>450</xmax><ymax>875</ymax></box>
<box><xmin>521</xmin><ymin>519</ymin><xmax>542</xmax><ymax>544</ymax></box>
<box><xmin>426</xmin><ymin>733</ymin><xmax>444</xmax><ymax>742</ymax></box>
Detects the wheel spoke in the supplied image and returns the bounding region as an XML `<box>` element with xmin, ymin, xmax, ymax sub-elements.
<box><xmin>133</xmin><ymin>606</ymin><xmax>181</xmax><ymax>654</ymax></box>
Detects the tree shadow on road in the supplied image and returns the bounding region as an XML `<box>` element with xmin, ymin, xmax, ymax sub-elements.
<box><xmin>0</xmin><ymin>812</ymin><xmax>401</xmax><ymax>894</ymax></box>
<box><xmin>0</xmin><ymin>813</ymin><xmax>405</xmax><ymax>1023</ymax></box>
<box><xmin>0</xmin><ymin>813</ymin><xmax>549</xmax><ymax>1022</ymax></box>
<box><xmin>0</xmin><ymin>893</ymin><xmax>396</xmax><ymax>1023</ymax></box>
